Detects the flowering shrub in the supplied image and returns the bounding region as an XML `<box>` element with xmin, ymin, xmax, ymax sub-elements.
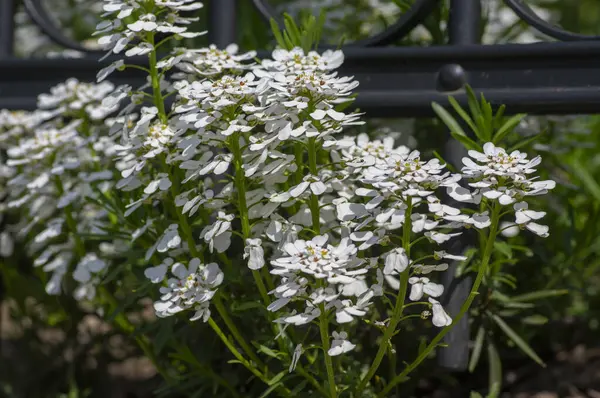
<box><xmin>0</xmin><ymin>1</ymin><xmax>558</xmax><ymax>397</ymax></box>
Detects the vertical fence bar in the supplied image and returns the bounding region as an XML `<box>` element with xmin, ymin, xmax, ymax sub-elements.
<box><xmin>208</xmin><ymin>0</ymin><xmax>237</xmax><ymax>49</ymax></box>
<box><xmin>0</xmin><ymin>0</ymin><xmax>16</xmax><ymax>58</ymax></box>
<box><xmin>438</xmin><ymin>0</ymin><xmax>482</xmax><ymax>372</ymax></box>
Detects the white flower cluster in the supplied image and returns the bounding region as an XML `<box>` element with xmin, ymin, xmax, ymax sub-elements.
<box><xmin>146</xmin><ymin>258</ymin><xmax>224</xmax><ymax>322</ymax></box>
<box><xmin>461</xmin><ymin>142</ymin><xmax>555</xmax><ymax>237</ymax></box>
<box><xmin>1</xmin><ymin>80</ymin><xmax>119</xmax><ymax>298</ymax></box>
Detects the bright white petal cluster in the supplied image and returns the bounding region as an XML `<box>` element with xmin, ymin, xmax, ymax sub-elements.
<box><xmin>461</xmin><ymin>142</ymin><xmax>555</xmax><ymax>237</ymax></box>
<box><xmin>152</xmin><ymin>258</ymin><xmax>224</xmax><ymax>322</ymax></box>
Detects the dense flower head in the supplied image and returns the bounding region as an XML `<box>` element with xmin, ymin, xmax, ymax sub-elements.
<box><xmin>268</xmin><ymin>234</ymin><xmax>378</xmax><ymax>329</ymax></box>
<box><xmin>151</xmin><ymin>258</ymin><xmax>224</xmax><ymax>321</ymax></box>
<box><xmin>460</xmin><ymin>142</ymin><xmax>555</xmax><ymax>237</ymax></box>
<box><xmin>37</xmin><ymin>78</ymin><xmax>118</xmax><ymax>119</ymax></box>
<box><xmin>261</xmin><ymin>47</ymin><xmax>344</xmax><ymax>73</ymax></box>
<box><xmin>177</xmin><ymin>44</ymin><xmax>257</xmax><ymax>76</ymax></box>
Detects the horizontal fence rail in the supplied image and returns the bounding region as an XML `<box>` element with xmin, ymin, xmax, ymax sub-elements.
<box><xmin>2</xmin><ymin>41</ymin><xmax>600</xmax><ymax>115</ymax></box>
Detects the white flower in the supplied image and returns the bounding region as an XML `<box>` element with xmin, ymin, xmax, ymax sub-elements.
<box><xmin>383</xmin><ymin>248</ymin><xmax>408</xmax><ymax>275</ymax></box>
<box><xmin>425</xmin><ymin>231</ymin><xmax>461</xmax><ymax>244</ymax></box>
<box><xmin>328</xmin><ymin>331</ymin><xmax>356</xmax><ymax>356</ymax></box>
<box><xmin>514</xmin><ymin>202</ymin><xmax>549</xmax><ymax>237</ymax></box>
<box><xmin>73</xmin><ymin>253</ymin><xmax>107</xmax><ymax>284</ymax></box>
<box><xmin>429</xmin><ymin>297</ymin><xmax>452</xmax><ymax>327</ymax></box>
<box><xmin>145</xmin><ymin>257</ymin><xmax>173</xmax><ymax>283</ymax></box>
<box><xmin>153</xmin><ymin>259</ymin><xmax>223</xmax><ymax>321</ymax></box>
<box><xmin>200</xmin><ymin>212</ymin><xmax>233</xmax><ymax>253</ymax></box>
<box><xmin>408</xmin><ymin>277</ymin><xmax>444</xmax><ymax>301</ymax></box>
<box><xmin>500</xmin><ymin>221</ymin><xmax>520</xmax><ymax>238</ymax></box>
<box><xmin>244</xmin><ymin>238</ymin><xmax>265</xmax><ymax>270</ymax></box>
<box><xmin>288</xmin><ymin>174</ymin><xmax>327</xmax><ymax>197</ymax></box>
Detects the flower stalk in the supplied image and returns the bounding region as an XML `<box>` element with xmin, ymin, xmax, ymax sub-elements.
<box><xmin>355</xmin><ymin>199</ymin><xmax>412</xmax><ymax>395</ymax></box>
<box><xmin>377</xmin><ymin>203</ymin><xmax>501</xmax><ymax>397</ymax></box>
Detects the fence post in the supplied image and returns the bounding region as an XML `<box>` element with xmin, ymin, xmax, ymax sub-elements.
<box><xmin>209</xmin><ymin>0</ymin><xmax>237</xmax><ymax>49</ymax></box>
<box><xmin>438</xmin><ymin>0</ymin><xmax>482</xmax><ymax>372</ymax></box>
<box><xmin>0</xmin><ymin>0</ymin><xmax>15</xmax><ymax>58</ymax></box>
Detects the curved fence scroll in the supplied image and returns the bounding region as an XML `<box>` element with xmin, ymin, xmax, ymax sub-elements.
<box><xmin>504</xmin><ymin>0</ymin><xmax>600</xmax><ymax>41</ymax></box>
<box><xmin>252</xmin><ymin>0</ymin><xmax>439</xmax><ymax>47</ymax></box>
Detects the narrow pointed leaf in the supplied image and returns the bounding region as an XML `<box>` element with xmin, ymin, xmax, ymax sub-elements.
<box><xmin>571</xmin><ymin>158</ymin><xmax>600</xmax><ymax>202</ymax></box>
<box><xmin>507</xmin><ymin>130</ymin><xmax>545</xmax><ymax>152</ymax></box>
<box><xmin>511</xmin><ymin>289</ymin><xmax>569</xmax><ymax>302</ymax></box>
<box><xmin>487</xmin><ymin>341</ymin><xmax>502</xmax><ymax>398</ymax></box>
<box><xmin>469</xmin><ymin>326</ymin><xmax>486</xmax><ymax>372</ymax></box>
<box><xmin>493</xmin><ymin>104</ymin><xmax>506</xmax><ymax>129</ymax></box>
<box><xmin>465</xmin><ymin>85</ymin><xmax>482</xmax><ymax>117</ymax></box>
<box><xmin>432</xmin><ymin>102</ymin><xmax>467</xmax><ymax>137</ymax></box>
<box><xmin>269</xmin><ymin>18</ymin><xmax>286</xmax><ymax>49</ymax></box>
<box><xmin>493</xmin><ymin>114</ymin><xmax>526</xmax><ymax>144</ymax></box>
<box><xmin>490</xmin><ymin>313</ymin><xmax>546</xmax><ymax>366</ymax></box>
<box><xmin>447</xmin><ymin>96</ymin><xmax>478</xmax><ymax>135</ymax></box>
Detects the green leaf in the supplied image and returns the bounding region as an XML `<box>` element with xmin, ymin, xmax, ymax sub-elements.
<box><xmin>432</xmin><ymin>102</ymin><xmax>481</xmax><ymax>150</ymax></box>
<box><xmin>283</xmin><ymin>13</ymin><xmax>301</xmax><ymax>46</ymax></box>
<box><xmin>256</xmin><ymin>344</ymin><xmax>283</xmax><ymax>359</ymax></box>
<box><xmin>493</xmin><ymin>114</ymin><xmax>526</xmax><ymax>145</ymax></box>
<box><xmin>452</xmin><ymin>133</ymin><xmax>482</xmax><ymax>151</ymax></box>
<box><xmin>522</xmin><ymin>315</ymin><xmax>549</xmax><ymax>326</ymax></box>
<box><xmin>314</xmin><ymin>11</ymin><xmax>326</xmax><ymax>49</ymax></box>
<box><xmin>493</xmin><ymin>105</ymin><xmax>506</xmax><ymax>129</ymax></box>
<box><xmin>447</xmin><ymin>96</ymin><xmax>478</xmax><ymax>136</ymax></box>
<box><xmin>507</xmin><ymin>130</ymin><xmax>545</xmax><ymax>152</ymax></box>
<box><xmin>493</xmin><ymin>241</ymin><xmax>513</xmax><ymax>258</ymax></box>
<box><xmin>482</xmin><ymin>100</ymin><xmax>494</xmax><ymax>141</ymax></box>
<box><xmin>487</xmin><ymin>341</ymin><xmax>502</xmax><ymax>398</ymax></box>
<box><xmin>465</xmin><ymin>85</ymin><xmax>482</xmax><ymax>121</ymax></box>
<box><xmin>475</xmin><ymin>113</ymin><xmax>487</xmax><ymax>142</ymax></box>
<box><xmin>290</xmin><ymin>380</ymin><xmax>309</xmax><ymax>395</ymax></box>
<box><xmin>511</xmin><ymin>289</ymin><xmax>568</xmax><ymax>302</ymax></box>
<box><xmin>490</xmin><ymin>313</ymin><xmax>546</xmax><ymax>366</ymax></box>
<box><xmin>571</xmin><ymin>158</ymin><xmax>600</xmax><ymax>202</ymax></box>
<box><xmin>269</xmin><ymin>18</ymin><xmax>286</xmax><ymax>49</ymax></box>
<box><xmin>469</xmin><ymin>326</ymin><xmax>486</xmax><ymax>373</ymax></box>
<box><xmin>432</xmin><ymin>102</ymin><xmax>468</xmax><ymax>137</ymax></box>
<box><xmin>470</xmin><ymin>392</ymin><xmax>484</xmax><ymax>398</ymax></box>
<box><xmin>259</xmin><ymin>383</ymin><xmax>282</xmax><ymax>398</ymax></box>
<box><xmin>268</xmin><ymin>371</ymin><xmax>286</xmax><ymax>386</ymax></box>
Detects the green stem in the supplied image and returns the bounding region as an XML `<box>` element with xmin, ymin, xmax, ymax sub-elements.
<box><xmin>213</xmin><ymin>294</ymin><xmax>265</xmax><ymax>369</ymax></box>
<box><xmin>229</xmin><ymin>133</ymin><xmax>273</xmax><ymax>306</ymax></box>
<box><xmin>319</xmin><ymin>304</ymin><xmax>336</xmax><ymax>398</ymax></box>
<box><xmin>54</xmin><ymin>176</ymin><xmax>85</xmax><ymax>258</ymax></box>
<box><xmin>378</xmin><ymin>203</ymin><xmax>502</xmax><ymax>397</ymax></box>
<box><xmin>354</xmin><ymin>198</ymin><xmax>413</xmax><ymax>395</ymax></box>
<box><xmin>306</xmin><ymin>137</ymin><xmax>336</xmax><ymax>397</ymax></box>
<box><xmin>307</xmin><ymin>138</ymin><xmax>320</xmax><ymax>234</ymax></box>
<box><xmin>208</xmin><ymin>318</ymin><xmax>279</xmax><ymax>390</ymax></box>
<box><xmin>147</xmin><ymin>32</ymin><xmax>167</xmax><ymax>123</ymax></box>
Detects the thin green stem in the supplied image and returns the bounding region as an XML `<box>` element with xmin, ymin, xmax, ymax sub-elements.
<box><xmin>208</xmin><ymin>318</ymin><xmax>277</xmax><ymax>389</ymax></box>
<box><xmin>147</xmin><ymin>32</ymin><xmax>167</xmax><ymax>123</ymax></box>
<box><xmin>213</xmin><ymin>294</ymin><xmax>265</xmax><ymax>369</ymax></box>
<box><xmin>307</xmin><ymin>138</ymin><xmax>320</xmax><ymax>234</ymax></box>
<box><xmin>319</xmin><ymin>304</ymin><xmax>336</xmax><ymax>398</ymax></box>
<box><xmin>307</xmin><ymin>137</ymin><xmax>336</xmax><ymax>397</ymax></box>
<box><xmin>297</xmin><ymin>366</ymin><xmax>329</xmax><ymax>397</ymax></box>
<box><xmin>378</xmin><ymin>203</ymin><xmax>502</xmax><ymax>397</ymax></box>
<box><xmin>354</xmin><ymin>198</ymin><xmax>413</xmax><ymax>396</ymax></box>
<box><xmin>229</xmin><ymin>133</ymin><xmax>273</xmax><ymax>306</ymax></box>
